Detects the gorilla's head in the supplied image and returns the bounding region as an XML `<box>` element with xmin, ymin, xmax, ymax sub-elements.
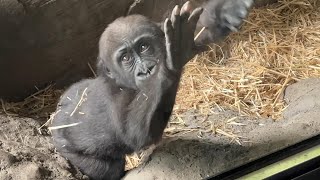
<box><xmin>97</xmin><ymin>15</ymin><xmax>165</xmax><ymax>89</ymax></box>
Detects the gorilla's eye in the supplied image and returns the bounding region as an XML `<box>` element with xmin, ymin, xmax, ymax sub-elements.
<box><xmin>121</xmin><ymin>53</ymin><xmax>131</xmax><ymax>62</ymax></box>
<box><xmin>139</xmin><ymin>43</ymin><xmax>150</xmax><ymax>53</ymax></box>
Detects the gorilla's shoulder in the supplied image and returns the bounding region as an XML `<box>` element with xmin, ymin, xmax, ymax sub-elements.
<box><xmin>58</xmin><ymin>78</ymin><xmax>99</xmax><ymax>106</ymax></box>
<box><xmin>58</xmin><ymin>77</ymin><xmax>117</xmax><ymax>105</ymax></box>
<box><xmin>61</xmin><ymin>78</ymin><xmax>95</xmax><ymax>97</ymax></box>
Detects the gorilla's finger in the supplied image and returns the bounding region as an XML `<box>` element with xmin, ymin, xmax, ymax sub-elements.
<box><xmin>224</xmin><ymin>14</ymin><xmax>240</xmax><ymax>32</ymax></box>
<box><xmin>180</xmin><ymin>1</ymin><xmax>192</xmax><ymax>21</ymax></box>
<box><xmin>170</xmin><ymin>5</ymin><xmax>180</xmax><ymax>28</ymax></box>
<box><xmin>164</xmin><ymin>18</ymin><xmax>174</xmax><ymax>42</ymax></box>
<box><xmin>225</xmin><ymin>24</ymin><xmax>239</xmax><ymax>32</ymax></box>
<box><xmin>181</xmin><ymin>1</ymin><xmax>193</xmax><ymax>14</ymax></box>
<box><xmin>171</xmin><ymin>5</ymin><xmax>180</xmax><ymax>29</ymax></box>
<box><xmin>164</xmin><ymin>18</ymin><xmax>174</xmax><ymax>69</ymax></box>
<box><xmin>237</xmin><ymin>5</ymin><xmax>249</xmax><ymax>18</ymax></box>
<box><xmin>243</xmin><ymin>0</ymin><xmax>254</xmax><ymax>9</ymax></box>
<box><xmin>188</xmin><ymin>7</ymin><xmax>203</xmax><ymax>30</ymax></box>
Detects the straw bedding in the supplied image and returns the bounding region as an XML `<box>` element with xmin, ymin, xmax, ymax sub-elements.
<box><xmin>1</xmin><ymin>0</ymin><xmax>319</xmax><ymax>171</ymax></box>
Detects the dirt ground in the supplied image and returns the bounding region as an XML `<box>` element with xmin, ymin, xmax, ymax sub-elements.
<box><xmin>0</xmin><ymin>115</ymin><xmax>87</xmax><ymax>180</ymax></box>
<box><xmin>0</xmin><ymin>78</ymin><xmax>319</xmax><ymax>180</ymax></box>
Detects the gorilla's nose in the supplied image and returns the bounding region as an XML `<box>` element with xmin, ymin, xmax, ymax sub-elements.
<box><xmin>136</xmin><ymin>64</ymin><xmax>156</xmax><ymax>79</ymax></box>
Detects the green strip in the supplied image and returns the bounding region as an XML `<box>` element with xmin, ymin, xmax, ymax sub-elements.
<box><xmin>238</xmin><ymin>144</ymin><xmax>320</xmax><ymax>180</ymax></box>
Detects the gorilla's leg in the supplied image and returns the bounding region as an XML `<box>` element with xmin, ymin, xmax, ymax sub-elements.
<box><xmin>61</xmin><ymin>152</ymin><xmax>125</xmax><ymax>180</ymax></box>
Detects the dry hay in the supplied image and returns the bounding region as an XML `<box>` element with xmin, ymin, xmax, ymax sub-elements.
<box><xmin>0</xmin><ymin>85</ymin><xmax>63</xmax><ymax>119</ymax></box>
<box><xmin>1</xmin><ymin>0</ymin><xmax>320</xmax><ymax>171</ymax></box>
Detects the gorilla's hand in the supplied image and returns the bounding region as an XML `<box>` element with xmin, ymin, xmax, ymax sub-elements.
<box><xmin>196</xmin><ymin>0</ymin><xmax>253</xmax><ymax>45</ymax></box>
<box><xmin>164</xmin><ymin>1</ymin><xmax>203</xmax><ymax>71</ymax></box>
<box><xmin>215</xmin><ymin>0</ymin><xmax>253</xmax><ymax>32</ymax></box>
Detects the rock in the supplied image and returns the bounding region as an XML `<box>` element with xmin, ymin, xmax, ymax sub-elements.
<box><xmin>10</xmin><ymin>163</ymin><xmax>43</xmax><ymax>180</ymax></box>
<box><xmin>0</xmin><ymin>150</ymin><xmax>16</xmax><ymax>169</ymax></box>
<box><xmin>283</xmin><ymin>78</ymin><xmax>320</xmax><ymax>119</ymax></box>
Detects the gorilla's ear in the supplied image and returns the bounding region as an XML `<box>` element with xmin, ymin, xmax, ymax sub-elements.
<box><xmin>96</xmin><ymin>57</ymin><xmax>113</xmax><ymax>79</ymax></box>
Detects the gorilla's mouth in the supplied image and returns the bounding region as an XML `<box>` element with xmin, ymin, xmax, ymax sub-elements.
<box><xmin>137</xmin><ymin>65</ymin><xmax>156</xmax><ymax>80</ymax></box>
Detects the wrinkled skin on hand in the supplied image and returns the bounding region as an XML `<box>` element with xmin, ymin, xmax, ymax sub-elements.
<box><xmin>164</xmin><ymin>2</ymin><xmax>203</xmax><ymax>70</ymax></box>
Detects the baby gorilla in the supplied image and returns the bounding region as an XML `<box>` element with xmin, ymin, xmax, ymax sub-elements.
<box><xmin>50</xmin><ymin>3</ymin><xmax>203</xmax><ymax>180</ymax></box>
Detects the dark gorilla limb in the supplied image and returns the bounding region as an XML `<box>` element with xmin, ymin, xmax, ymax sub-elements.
<box><xmin>60</xmin><ymin>151</ymin><xmax>126</xmax><ymax>180</ymax></box>
<box><xmin>165</xmin><ymin>3</ymin><xmax>204</xmax><ymax>68</ymax></box>
<box><xmin>50</xmin><ymin>3</ymin><xmax>203</xmax><ymax>180</ymax></box>
<box><xmin>195</xmin><ymin>0</ymin><xmax>254</xmax><ymax>46</ymax></box>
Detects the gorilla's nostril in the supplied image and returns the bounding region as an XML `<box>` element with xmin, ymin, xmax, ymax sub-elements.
<box><xmin>147</xmin><ymin>65</ymin><xmax>155</xmax><ymax>74</ymax></box>
<box><xmin>137</xmin><ymin>72</ymin><xmax>144</xmax><ymax>76</ymax></box>
<box><xmin>137</xmin><ymin>65</ymin><xmax>156</xmax><ymax>78</ymax></box>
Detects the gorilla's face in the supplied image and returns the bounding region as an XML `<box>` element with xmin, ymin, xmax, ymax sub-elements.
<box><xmin>98</xmin><ymin>15</ymin><xmax>166</xmax><ymax>89</ymax></box>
